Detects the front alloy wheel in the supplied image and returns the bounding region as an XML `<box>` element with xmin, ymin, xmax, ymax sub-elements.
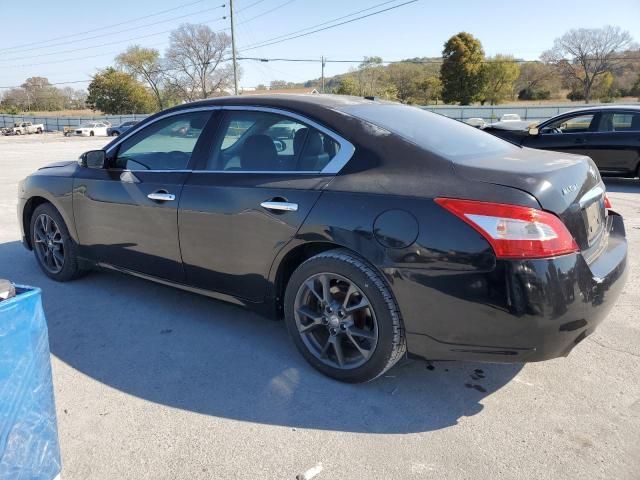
<box><xmin>33</xmin><ymin>213</ymin><xmax>65</xmax><ymax>274</ymax></box>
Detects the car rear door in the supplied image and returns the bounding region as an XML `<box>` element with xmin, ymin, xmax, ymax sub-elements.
<box><xmin>178</xmin><ymin>106</ymin><xmax>353</xmax><ymax>302</ymax></box>
<box><xmin>583</xmin><ymin>111</ymin><xmax>640</xmax><ymax>175</ymax></box>
<box><xmin>73</xmin><ymin>109</ymin><xmax>215</xmax><ymax>282</ymax></box>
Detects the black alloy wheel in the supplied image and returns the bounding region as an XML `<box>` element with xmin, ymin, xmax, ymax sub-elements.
<box><xmin>285</xmin><ymin>249</ymin><xmax>406</xmax><ymax>383</ymax></box>
<box><xmin>294</xmin><ymin>272</ymin><xmax>379</xmax><ymax>370</ymax></box>
<box><xmin>33</xmin><ymin>213</ymin><xmax>64</xmax><ymax>274</ymax></box>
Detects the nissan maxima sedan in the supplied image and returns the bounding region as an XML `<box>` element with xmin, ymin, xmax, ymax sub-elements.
<box><xmin>483</xmin><ymin>105</ymin><xmax>640</xmax><ymax>178</ymax></box>
<box><xmin>18</xmin><ymin>95</ymin><xmax>628</xmax><ymax>383</ymax></box>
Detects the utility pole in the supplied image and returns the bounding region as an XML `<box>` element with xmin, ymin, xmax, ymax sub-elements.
<box><xmin>229</xmin><ymin>0</ymin><xmax>239</xmax><ymax>95</ymax></box>
<box><xmin>321</xmin><ymin>56</ymin><xmax>326</xmax><ymax>93</ymax></box>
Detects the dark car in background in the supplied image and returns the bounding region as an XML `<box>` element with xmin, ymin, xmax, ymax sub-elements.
<box><xmin>483</xmin><ymin>106</ymin><xmax>640</xmax><ymax>178</ymax></box>
<box><xmin>107</xmin><ymin>120</ymin><xmax>139</xmax><ymax>137</ymax></box>
<box><xmin>17</xmin><ymin>95</ymin><xmax>627</xmax><ymax>383</ymax></box>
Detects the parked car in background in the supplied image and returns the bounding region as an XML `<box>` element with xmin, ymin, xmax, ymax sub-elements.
<box><xmin>8</xmin><ymin>122</ymin><xmax>44</xmax><ymax>135</ymax></box>
<box><xmin>18</xmin><ymin>95</ymin><xmax>627</xmax><ymax>383</ymax></box>
<box><xmin>465</xmin><ymin>117</ymin><xmax>487</xmax><ymax>128</ymax></box>
<box><xmin>107</xmin><ymin>121</ymin><xmax>138</xmax><ymax>137</ymax></box>
<box><xmin>73</xmin><ymin>122</ymin><xmax>109</xmax><ymax>137</ymax></box>
<box><xmin>500</xmin><ymin>113</ymin><xmax>521</xmax><ymax>122</ymax></box>
<box><xmin>483</xmin><ymin>105</ymin><xmax>640</xmax><ymax>178</ymax></box>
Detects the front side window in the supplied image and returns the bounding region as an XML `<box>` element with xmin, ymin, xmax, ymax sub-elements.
<box><xmin>206</xmin><ymin>110</ymin><xmax>340</xmax><ymax>172</ymax></box>
<box><xmin>542</xmin><ymin>114</ymin><xmax>595</xmax><ymax>134</ymax></box>
<box><xmin>114</xmin><ymin>111</ymin><xmax>211</xmax><ymax>170</ymax></box>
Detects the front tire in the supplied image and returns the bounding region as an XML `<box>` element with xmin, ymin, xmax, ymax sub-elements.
<box><xmin>89</xmin><ymin>131</ymin><xmax>95</xmax><ymax>137</ymax></box>
<box><xmin>30</xmin><ymin>203</ymin><xmax>85</xmax><ymax>281</ymax></box>
<box><xmin>284</xmin><ymin>249</ymin><xmax>406</xmax><ymax>383</ymax></box>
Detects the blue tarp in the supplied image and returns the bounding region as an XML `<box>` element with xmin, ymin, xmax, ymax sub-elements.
<box><xmin>0</xmin><ymin>286</ymin><xmax>61</xmax><ymax>480</ymax></box>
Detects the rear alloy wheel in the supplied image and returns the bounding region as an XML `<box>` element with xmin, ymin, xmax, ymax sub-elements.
<box><xmin>284</xmin><ymin>249</ymin><xmax>406</xmax><ymax>383</ymax></box>
<box><xmin>30</xmin><ymin>203</ymin><xmax>85</xmax><ymax>281</ymax></box>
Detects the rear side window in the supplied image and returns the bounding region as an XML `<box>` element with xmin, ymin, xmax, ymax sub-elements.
<box><xmin>611</xmin><ymin>113</ymin><xmax>640</xmax><ymax>131</ymax></box>
<box><xmin>340</xmin><ymin>104</ymin><xmax>515</xmax><ymax>160</ymax></box>
<box><xmin>206</xmin><ymin>110</ymin><xmax>340</xmax><ymax>172</ymax></box>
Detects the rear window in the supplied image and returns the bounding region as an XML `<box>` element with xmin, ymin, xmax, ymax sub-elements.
<box><xmin>341</xmin><ymin>104</ymin><xmax>516</xmax><ymax>160</ymax></box>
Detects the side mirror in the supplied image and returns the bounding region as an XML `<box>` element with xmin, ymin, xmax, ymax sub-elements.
<box><xmin>81</xmin><ymin>150</ymin><xmax>106</xmax><ymax>169</ymax></box>
<box><xmin>528</xmin><ymin>127</ymin><xmax>539</xmax><ymax>136</ymax></box>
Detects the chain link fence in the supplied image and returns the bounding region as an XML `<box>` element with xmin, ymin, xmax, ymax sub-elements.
<box><xmin>419</xmin><ymin>105</ymin><xmax>590</xmax><ymax>122</ymax></box>
<box><xmin>0</xmin><ymin>104</ymin><xmax>610</xmax><ymax>132</ymax></box>
<box><xmin>0</xmin><ymin>114</ymin><xmax>150</xmax><ymax>131</ymax></box>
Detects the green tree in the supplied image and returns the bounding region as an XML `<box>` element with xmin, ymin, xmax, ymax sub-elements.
<box><xmin>481</xmin><ymin>55</ymin><xmax>520</xmax><ymax>105</ymax></box>
<box><xmin>86</xmin><ymin>68</ymin><xmax>155</xmax><ymax>114</ymax></box>
<box><xmin>419</xmin><ymin>75</ymin><xmax>442</xmax><ymax>104</ymax></box>
<box><xmin>355</xmin><ymin>56</ymin><xmax>386</xmax><ymax>96</ymax></box>
<box><xmin>334</xmin><ymin>75</ymin><xmax>359</xmax><ymax>95</ymax></box>
<box><xmin>116</xmin><ymin>45</ymin><xmax>165</xmax><ymax>110</ymax></box>
<box><xmin>386</xmin><ymin>62</ymin><xmax>424</xmax><ymax>103</ymax></box>
<box><xmin>440</xmin><ymin>32</ymin><xmax>486</xmax><ymax>105</ymax></box>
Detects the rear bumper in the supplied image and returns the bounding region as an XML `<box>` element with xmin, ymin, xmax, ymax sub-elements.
<box><xmin>395</xmin><ymin>212</ymin><xmax>628</xmax><ymax>363</ymax></box>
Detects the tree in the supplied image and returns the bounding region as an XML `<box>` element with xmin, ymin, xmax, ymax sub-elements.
<box><xmin>542</xmin><ymin>26</ymin><xmax>634</xmax><ymax>103</ymax></box>
<box><xmin>165</xmin><ymin>23</ymin><xmax>234</xmax><ymax>101</ymax></box>
<box><xmin>334</xmin><ymin>76</ymin><xmax>359</xmax><ymax>95</ymax></box>
<box><xmin>86</xmin><ymin>68</ymin><xmax>155</xmax><ymax>114</ymax></box>
<box><xmin>440</xmin><ymin>32</ymin><xmax>486</xmax><ymax>104</ymax></box>
<box><xmin>116</xmin><ymin>45</ymin><xmax>165</xmax><ymax>110</ymax></box>
<box><xmin>515</xmin><ymin>62</ymin><xmax>559</xmax><ymax>100</ymax></box>
<box><xmin>481</xmin><ymin>55</ymin><xmax>520</xmax><ymax>105</ymax></box>
<box><xmin>355</xmin><ymin>56</ymin><xmax>386</xmax><ymax>96</ymax></box>
<box><xmin>419</xmin><ymin>75</ymin><xmax>442</xmax><ymax>104</ymax></box>
<box><xmin>386</xmin><ymin>62</ymin><xmax>424</xmax><ymax>103</ymax></box>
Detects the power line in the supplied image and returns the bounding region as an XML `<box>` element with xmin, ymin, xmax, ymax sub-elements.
<box><xmin>237</xmin><ymin>55</ymin><xmax>640</xmax><ymax>65</ymax></box>
<box><xmin>239</xmin><ymin>0</ymin><xmax>414</xmax><ymax>51</ymax></box>
<box><xmin>0</xmin><ymin>79</ymin><xmax>91</xmax><ymax>89</ymax></box>
<box><xmin>0</xmin><ymin>18</ymin><xmax>226</xmax><ymax>69</ymax></box>
<box><xmin>0</xmin><ymin>0</ymin><xmax>210</xmax><ymax>53</ymax></box>
<box><xmin>236</xmin><ymin>0</ymin><xmax>267</xmax><ymax>13</ymax></box>
<box><xmin>0</xmin><ymin>9</ymin><xmax>228</xmax><ymax>61</ymax></box>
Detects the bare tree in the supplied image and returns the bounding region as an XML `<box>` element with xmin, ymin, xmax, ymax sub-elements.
<box><xmin>165</xmin><ymin>24</ymin><xmax>234</xmax><ymax>101</ymax></box>
<box><xmin>116</xmin><ymin>45</ymin><xmax>165</xmax><ymax>109</ymax></box>
<box><xmin>542</xmin><ymin>26</ymin><xmax>635</xmax><ymax>103</ymax></box>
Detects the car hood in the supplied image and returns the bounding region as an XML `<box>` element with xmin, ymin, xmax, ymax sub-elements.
<box><xmin>38</xmin><ymin>160</ymin><xmax>77</xmax><ymax>171</ymax></box>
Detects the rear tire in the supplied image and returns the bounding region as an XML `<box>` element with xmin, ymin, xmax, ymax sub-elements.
<box><xmin>89</xmin><ymin>131</ymin><xmax>95</xmax><ymax>137</ymax></box>
<box><xmin>30</xmin><ymin>203</ymin><xmax>85</xmax><ymax>282</ymax></box>
<box><xmin>284</xmin><ymin>249</ymin><xmax>406</xmax><ymax>383</ymax></box>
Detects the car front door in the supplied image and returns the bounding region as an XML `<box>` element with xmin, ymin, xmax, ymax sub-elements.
<box><xmin>73</xmin><ymin>109</ymin><xmax>215</xmax><ymax>282</ymax></box>
<box><xmin>523</xmin><ymin>112</ymin><xmax>598</xmax><ymax>157</ymax></box>
<box><xmin>178</xmin><ymin>107</ymin><xmax>353</xmax><ymax>302</ymax></box>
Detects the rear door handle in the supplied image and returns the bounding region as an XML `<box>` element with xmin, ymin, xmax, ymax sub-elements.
<box><xmin>260</xmin><ymin>200</ymin><xmax>298</xmax><ymax>212</ymax></box>
<box><xmin>147</xmin><ymin>191</ymin><xmax>175</xmax><ymax>202</ymax></box>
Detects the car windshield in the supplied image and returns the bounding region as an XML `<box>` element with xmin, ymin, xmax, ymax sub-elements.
<box><xmin>80</xmin><ymin>123</ymin><xmax>95</xmax><ymax>128</ymax></box>
<box><xmin>341</xmin><ymin>103</ymin><xmax>517</xmax><ymax>160</ymax></box>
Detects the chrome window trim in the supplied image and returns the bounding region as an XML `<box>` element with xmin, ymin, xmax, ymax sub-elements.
<box><xmin>103</xmin><ymin>104</ymin><xmax>355</xmax><ymax>175</ymax></box>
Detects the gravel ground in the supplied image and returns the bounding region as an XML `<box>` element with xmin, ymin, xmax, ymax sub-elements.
<box><xmin>1</xmin><ymin>133</ymin><xmax>639</xmax><ymax>480</ymax></box>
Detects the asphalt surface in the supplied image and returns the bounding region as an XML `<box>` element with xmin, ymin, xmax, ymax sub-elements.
<box><xmin>1</xmin><ymin>133</ymin><xmax>639</xmax><ymax>480</ymax></box>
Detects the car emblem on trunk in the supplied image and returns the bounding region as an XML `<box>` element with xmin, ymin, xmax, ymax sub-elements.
<box><xmin>562</xmin><ymin>184</ymin><xmax>578</xmax><ymax>195</ymax></box>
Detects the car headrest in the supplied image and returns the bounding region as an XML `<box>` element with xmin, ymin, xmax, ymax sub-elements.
<box><xmin>241</xmin><ymin>134</ymin><xmax>277</xmax><ymax>170</ymax></box>
<box><xmin>293</xmin><ymin>128</ymin><xmax>308</xmax><ymax>154</ymax></box>
<box><xmin>303</xmin><ymin>131</ymin><xmax>324</xmax><ymax>156</ymax></box>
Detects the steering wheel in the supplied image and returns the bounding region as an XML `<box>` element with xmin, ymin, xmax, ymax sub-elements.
<box><xmin>552</xmin><ymin>127</ymin><xmax>563</xmax><ymax>134</ymax></box>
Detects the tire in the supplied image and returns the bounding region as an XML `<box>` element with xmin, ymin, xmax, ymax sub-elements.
<box><xmin>15</xmin><ymin>130</ymin><xmax>21</xmax><ymax>135</ymax></box>
<box><xmin>36</xmin><ymin>128</ymin><xmax>42</xmax><ymax>134</ymax></box>
<box><xmin>111</xmin><ymin>131</ymin><xmax>119</xmax><ymax>136</ymax></box>
<box><xmin>30</xmin><ymin>203</ymin><xmax>85</xmax><ymax>282</ymax></box>
<box><xmin>284</xmin><ymin>249</ymin><xmax>406</xmax><ymax>383</ymax></box>
<box><xmin>89</xmin><ymin>131</ymin><xmax>95</xmax><ymax>137</ymax></box>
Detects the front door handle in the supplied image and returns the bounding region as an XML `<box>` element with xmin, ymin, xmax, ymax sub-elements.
<box><xmin>147</xmin><ymin>191</ymin><xmax>175</xmax><ymax>202</ymax></box>
<box><xmin>260</xmin><ymin>200</ymin><xmax>298</xmax><ymax>212</ymax></box>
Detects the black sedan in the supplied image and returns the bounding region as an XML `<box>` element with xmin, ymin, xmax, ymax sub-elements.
<box><xmin>106</xmin><ymin>120</ymin><xmax>139</xmax><ymax>136</ymax></box>
<box><xmin>17</xmin><ymin>95</ymin><xmax>628</xmax><ymax>383</ymax></box>
<box><xmin>483</xmin><ymin>105</ymin><xmax>640</xmax><ymax>178</ymax></box>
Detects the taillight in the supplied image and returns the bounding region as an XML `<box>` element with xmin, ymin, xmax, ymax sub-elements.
<box><xmin>435</xmin><ymin>198</ymin><xmax>579</xmax><ymax>259</ymax></box>
<box><xmin>604</xmin><ymin>193</ymin><xmax>612</xmax><ymax>209</ymax></box>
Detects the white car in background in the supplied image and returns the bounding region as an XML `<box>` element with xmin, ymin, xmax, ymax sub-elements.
<box><xmin>73</xmin><ymin>122</ymin><xmax>109</xmax><ymax>137</ymax></box>
<box><xmin>500</xmin><ymin>113</ymin><xmax>522</xmax><ymax>122</ymax></box>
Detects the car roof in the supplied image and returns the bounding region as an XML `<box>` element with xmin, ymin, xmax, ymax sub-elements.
<box><xmin>553</xmin><ymin>104</ymin><xmax>640</xmax><ymax>116</ymax></box>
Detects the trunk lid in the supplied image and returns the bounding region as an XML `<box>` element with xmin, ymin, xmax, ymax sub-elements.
<box><xmin>453</xmin><ymin>147</ymin><xmax>606</xmax><ymax>252</ymax></box>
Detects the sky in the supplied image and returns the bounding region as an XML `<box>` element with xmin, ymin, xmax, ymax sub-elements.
<box><xmin>1</xmin><ymin>0</ymin><xmax>639</xmax><ymax>92</ymax></box>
